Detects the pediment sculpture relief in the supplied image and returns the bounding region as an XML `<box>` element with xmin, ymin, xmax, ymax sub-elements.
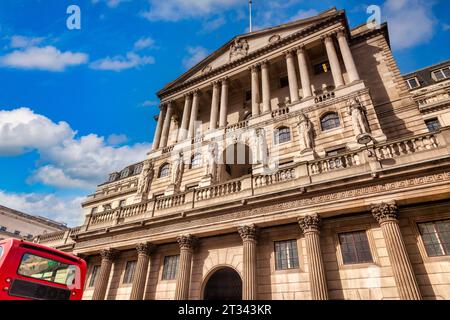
<box><xmin>230</xmin><ymin>38</ymin><xmax>249</xmax><ymax>61</ymax></box>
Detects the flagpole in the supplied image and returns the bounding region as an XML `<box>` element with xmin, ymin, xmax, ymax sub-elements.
<box><xmin>249</xmin><ymin>0</ymin><xmax>253</xmax><ymax>32</ymax></box>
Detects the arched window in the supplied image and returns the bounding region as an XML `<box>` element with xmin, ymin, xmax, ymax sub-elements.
<box><xmin>158</xmin><ymin>163</ymin><xmax>170</xmax><ymax>178</ymax></box>
<box><xmin>274</xmin><ymin>126</ymin><xmax>291</xmax><ymax>144</ymax></box>
<box><xmin>320</xmin><ymin>112</ymin><xmax>340</xmax><ymax>131</ymax></box>
<box><xmin>120</xmin><ymin>168</ymin><xmax>130</xmax><ymax>179</ymax></box>
<box><xmin>190</xmin><ymin>153</ymin><xmax>202</xmax><ymax>169</ymax></box>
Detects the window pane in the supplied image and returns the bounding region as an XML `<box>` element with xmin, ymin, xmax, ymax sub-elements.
<box><xmin>275</xmin><ymin>127</ymin><xmax>291</xmax><ymax>144</ymax></box>
<box><xmin>162</xmin><ymin>255</ymin><xmax>179</xmax><ymax>280</ymax></box>
<box><xmin>407</xmin><ymin>78</ymin><xmax>419</xmax><ymax>89</ymax></box>
<box><xmin>433</xmin><ymin>70</ymin><xmax>445</xmax><ymax>81</ymax></box>
<box><xmin>418</xmin><ymin>220</ymin><xmax>450</xmax><ymax>257</ymax></box>
<box><xmin>18</xmin><ymin>253</ymin><xmax>78</xmax><ymax>286</ymax></box>
<box><xmin>274</xmin><ymin>240</ymin><xmax>299</xmax><ymax>270</ymax></box>
<box><xmin>123</xmin><ymin>260</ymin><xmax>136</xmax><ymax>284</ymax></box>
<box><xmin>321</xmin><ymin>113</ymin><xmax>340</xmax><ymax>131</ymax></box>
<box><xmin>0</xmin><ymin>246</ymin><xmax>3</xmax><ymax>258</ymax></box>
<box><xmin>89</xmin><ymin>265</ymin><xmax>100</xmax><ymax>287</ymax></box>
<box><xmin>443</xmin><ymin>67</ymin><xmax>450</xmax><ymax>78</ymax></box>
<box><xmin>425</xmin><ymin>118</ymin><xmax>441</xmax><ymax>132</ymax></box>
<box><xmin>338</xmin><ymin>231</ymin><xmax>373</xmax><ymax>264</ymax></box>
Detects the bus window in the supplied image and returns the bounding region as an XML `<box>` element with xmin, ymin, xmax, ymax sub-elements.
<box><xmin>0</xmin><ymin>246</ymin><xmax>3</xmax><ymax>258</ymax></box>
<box><xmin>17</xmin><ymin>253</ymin><xmax>78</xmax><ymax>286</ymax></box>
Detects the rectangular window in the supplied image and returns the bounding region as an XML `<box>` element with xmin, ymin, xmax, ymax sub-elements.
<box><xmin>314</xmin><ymin>61</ymin><xmax>331</xmax><ymax>75</ymax></box>
<box><xmin>17</xmin><ymin>253</ymin><xmax>78</xmax><ymax>285</ymax></box>
<box><xmin>425</xmin><ymin>118</ymin><xmax>441</xmax><ymax>132</ymax></box>
<box><xmin>274</xmin><ymin>240</ymin><xmax>299</xmax><ymax>270</ymax></box>
<box><xmin>89</xmin><ymin>265</ymin><xmax>100</xmax><ymax>287</ymax></box>
<box><xmin>162</xmin><ymin>255</ymin><xmax>179</xmax><ymax>280</ymax></box>
<box><xmin>418</xmin><ymin>220</ymin><xmax>450</xmax><ymax>257</ymax></box>
<box><xmin>338</xmin><ymin>231</ymin><xmax>373</xmax><ymax>264</ymax></box>
<box><xmin>406</xmin><ymin>78</ymin><xmax>420</xmax><ymax>89</ymax></box>
<box><xmin>279</xmin><ymin>75</ymin><xmax>289</xmax><ymax>88</ymax></box>
<box><xmin>432</xmin><ymin>67</ymin><xmax>450</xmax><ymax>81</ymax></box>
<box><xmin>0</xmin><ymin>226</ymin><xmax>6</xmax><ymax>232</ymax></box>
<box><xmin>123</xmin><ymin>260</ymin><xmax>137</xmax><ymax>284</ymax></box>
<box><xmin>0</xmin><ymin>246</ymin><xmax>3</xmax><ymax>258</ymax></box>
<box><xmin>14</xmin><ymin>230</ymin><xmax>20</xmax><ymax>236</ymax></box>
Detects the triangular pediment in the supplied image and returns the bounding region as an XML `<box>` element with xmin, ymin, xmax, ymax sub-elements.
<box><xmin>158</xmin><ymin>8</ymin><xmax>340</xmax><ymax>96</ymax></box>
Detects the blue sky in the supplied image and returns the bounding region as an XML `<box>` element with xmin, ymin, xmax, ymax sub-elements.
<box><xmin>0</xmin><ymin>0</ymin><xmax>449</xmax><ymax>226</ymax></box>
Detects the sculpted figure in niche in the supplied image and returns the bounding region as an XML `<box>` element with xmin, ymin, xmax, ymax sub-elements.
<box><xmin>137</xmin><ymin>160</ymin><xmax>154</xmax><ymax>195</ymax></box>
<box><xmin>230</xmin><ymin>38</ymin><xmax>249</xmax><ymax>61</ymax></box>
<box><xmin>347</xmin><ymin>97</ymin><xmax>370</xmax><ymax>137</ymax></box>
<box><xmin>206</xmin><ymin>143</ymin><xmax>218</xmax><ymax>181</ymax></box>
<box><xmin>255</xmin><ymin>128</ymin><xmax>268</xmax><ymax>165</ymax></box>
<box><xmin>171</xmin><ymin>152</ymin><xmax>184</xmax><ymax>188</ymax></box>
<box><xmin>297</xmin><ymin>112</ymin><xmax>314</xmax><ymax>153</ymax></box>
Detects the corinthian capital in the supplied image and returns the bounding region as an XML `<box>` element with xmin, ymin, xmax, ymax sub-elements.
<box><xmin>136</xmin><ymin>242</ymin><xmax>156</xmax><ymax>256</ymax></box>
<box><xmin>100</xmin><ymin>248</ymin><xmax>119</xmax><ymax>262</ymax></box>
<box><xmin>371</xmin><ymin>202</ymin><xmax>399</xmax><ymax>224</ymax></box>
<box><xmin>298</xmin><ymin>214</ymin><xmax>321</xmax><ymax>233</ymax></box>
<box><xmin>177</xmin><ymin>234</ymin><xmax>198</xmax><ymax>250</ymax></box>
<box><xmin>238</xmin><ymin>224</ymin><xmax>258</xmax><ymax>242</ymax></box>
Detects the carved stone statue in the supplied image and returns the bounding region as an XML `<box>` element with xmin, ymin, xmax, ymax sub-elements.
<box><xmin>230</xmin><ymin>38</ymin><xmax>249</xmax><ymax>61</ymax></box>
<box><xmin>347</xmin><ymin>97</ymin><xmax>370</xmax><ymax>137</ymax></box>
<box><xmin>137</xmin><ymin>160</ymin><xmax>154</xmax><ymax>196</ymax></box>
<box><xmin>171</xmin><ymin>152</ymin><xmax>184</xmax><ymax>188</ymax></box>
<box><xmin>255</xmin><ymin>128</ymin><xmax>268</xmax><ymax>164</ymax></box>
<box><xmin>297</xmin><ymin>112</ymin><xmax>314</xmax><ymax>153</ymax></box>
<box><xmin>205</xmin><ymin>143</ymin><xmax>218</xmax><ymax>182</ymax></box>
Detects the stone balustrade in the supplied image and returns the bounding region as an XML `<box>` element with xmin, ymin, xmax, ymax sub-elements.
<box><xmin>225</xmin><ymin>120</ymin><xmax>248</xmax><ymax>133</ymax></box>
<box><xmin>374</xmin><ymin>133</ymin><xmax>439</xmax><ymax>160</ymax></box>
<box><xmin>196</xmin><ymin>179</ymin><xmax>242</xmax><ymax>201</ymax></box>
<box><xmin>309</xmin><ymin>150</ymin><xmax>361</xmax><ymax>175</ymax></box>
<box><xmin>161</xmin><ymin>145</ymin><xmax>174</xmax><ymax>154</ymax></box>
<box><xmin>254</xmin><ymin>166</ymin><xmax>296</xmax><ymax>188</ymax></box>
<box><xmin>91</xmin><ymin>209</ymin><xmax>116</xmax><ymax>225</ymax></box>
<box><xmin>271</xmin><ymin>106</ymin><xmax>290</xmax><ymax>118</ymax></box>
<box><xmin>38</xmin><ymin>230</ymin><xmax>66</xmax><ymax>243</ymax></box>
<box><xmin>155</xmin><ymin>193</ymin><xmax>186</xmax><ymax>210</ymax></box>
<box><xmin>314</xmin><ymin>91</ymin><xmax>335</xmax><ymax>103</ymax></box>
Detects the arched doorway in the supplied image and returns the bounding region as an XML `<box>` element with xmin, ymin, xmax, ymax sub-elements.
<box><xmin>203</xmin><ymin>267</ymin><xmax>242</xmax><ymax>300</ymax></box>
<box><xmin>221</xmin><ymin>143</ymin><xmax>253</xmax><ymax>181</ymax></box>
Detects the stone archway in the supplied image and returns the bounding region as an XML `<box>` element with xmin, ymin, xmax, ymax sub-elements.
<box><xmin>202</xmin><ymin>267</ymin><xmax>242</xmax><ymax>300</ymax></box>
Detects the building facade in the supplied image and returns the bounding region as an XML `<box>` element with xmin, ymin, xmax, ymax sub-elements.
<box><xmin>0</xmin><ymin>205</ymin><xmax>67</xmax><ymax>241</ymax></box>
<box><xmin>37</xmin><ymin>8</ymin><xmax>450</xmax><ymax>300</ymax></box>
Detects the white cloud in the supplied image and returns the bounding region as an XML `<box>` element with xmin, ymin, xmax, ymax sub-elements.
<box><xmin>0</xmin><ymin>190</ymin><xmax>85</xmax><ymax>227</ymax></box>
<box><xmin>90</xmin><ymin>52</ymin><xmax>155</xmax><ymax>71</ymax></box>
<box><xmin>182</xmin><ymin>46</ymin><xmax>209</xmax><ymax>69</ymax></box>
<box><xmin>0</xmin><ymin>108</ymin><xmax>151</xmax><ymax>190</ymax></box>
<box><xmin>0</xmin><ymin>46</ymin><xmax>88</xmax><ymax>71</ymax></box>
<box><xmin>383</xmin><ymin>0</ymin><xmax>437</xmax><ymax>50</ymax></box>
<box><xmin>134</xmin><ymin>37</ymin><xmax>155</xmax><ymax>50</ymax></box>
<box><xmin>443</xmin><ymin>23</ymin><xmax>450</xmax><ymax>31</ymax></box>
<box><xmin>290</xmin><ymin>9</ymin><xmax>319</xmax><ymax>21</ymax></box>
<box><xmin>141</xmin><ymin>0</ymin><xmax>243</xmax><ymax>22</ymax></box>
<box><xmin>201</xmin><ymin>16</ymin><xmax>226</xmax><ymax>33</ymax></box>
<box><xmin>141</xmin><ymin>100</ymin><xmax>159</xmax><ymax>107</ymax></box>
<box><xmin>10</xmin><ymin>35</ymin><xmax>45</xmax><ymax>49</ymax></box>
<box><xmin>92</xmin><ymin>0</ymin><xmax>130</xmax><ymax>8</ymax></box>
<box><xmin>107</xmin><ymin>133</ymin><xmax>128</xmax><ymax>145</ymax></box>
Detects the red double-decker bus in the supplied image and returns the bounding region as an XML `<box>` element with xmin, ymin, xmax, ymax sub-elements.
<box><xmin>0</xmin><ymin>238</ymin><xmax>87</xmax><ymax>300</ymax></box>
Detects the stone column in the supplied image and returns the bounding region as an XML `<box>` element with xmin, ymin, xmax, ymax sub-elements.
<box><xmin>285</xmin><ymin>50</ymin><xmax>300</xmax><ymax>103</ymax></box>
<box><xmin>209</xmin><ymin>82</ymin><xmax>220</xmax><ymax>130</ymax></box>
<box><xmin>177</xmin><ymin>94</ymin><xmax>192</xmax><ymax>142</ymax></box>
<box><xmin>159</xmin><ymin>101</ymin><xmax>174</xmax><ymax>148</ymax></box>
<box><xmin>151</xmin><ymin>105</ymin><xmax>166</xmax><ymax>151</ymax></box>
<box><xmin>261</xmin><ymin>60</ymin><xmax>271</xmax><ymax>113</ymax></box>
<box><xmin>371</xmin><ymin>202</ymin><xmax>422</xmax><ymax>300</ymax></box>
<box><xmin>188</xmin><ymin>90</ymin><xmax>200</xmax><ymax>139</ymax></box>
<box><xmin>238</xmin><ymin>224</ymin><xmax>258</xmax><ymax>300</ymax></box>
<box><xmin>250</xmin><ymin>64</ymin><xmax>261</xmax><ymax>117</ymax></box>
<box><xmin>92</xmin><ymin>248</ymin><xmax>119</xmax><ymax>300</ymax></box>
<box><xmin>296</xmin><ymin>45</ymin><xmax>312</xmax><ymax>98</ymax></box>
<box><xmin>219</xmin><ymin>78</ymin><xmax>229</xmax><ymax>127</ymax></box>
<box><xmin>336</xmin><ymin>29</ymin><xmax>360</xmax><ymax>83</ymax></box>
<box><xmin>323</xmin><ymin>33</ymin><xmax>344</xmax><ymax>88</ymax></box>
<box><xmin>130</xmin><ymin>242</ymin><xmax>155</xmax><ymax>300</ymax></box>
<box><xmin>298</xmin><ymin>214</ymin><xmax>329</xmax><ymax>300</ymax></box>
<box><xmin>174</xmin><ymin>235</ymin><xmax>198</xmax><ymax>300</ymax></box>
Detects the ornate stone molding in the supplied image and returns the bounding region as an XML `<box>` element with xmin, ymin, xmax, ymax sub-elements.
<box><xmin>296</xmin><ymin>44</ymin><xmax>306</xmax><ymax>54</ymax></box>
<box><xmin>238</xmin><ymin>224</ymin><xmax>258</xmax><ymax>242</ymax></box>
<box><xmin>284</xmin><ymin>50</ymin><xmax>295</xmax><ymax>58</ymax></box>
<box><xmin>298</xmin><ymin>214</ymin><xmax>321</xmax><ymax>233</ymax></box>
<box><xmin>177</xmin><ymin>234</ymin><xmax>198</xmax><ymax>250</ymax></box>
<box><xmin>371</xmin><ymin>202</ymin><xmax>399</xmax><ymax>224</ymax></box>
<box><xmin>99</xmin><ymin>248</ymin><xmax>119</xmax><ymax>262</ymax></box>
<box><xmin>136</xmin><ymin>242</ymin><xmax>156</xmax><ymax>256</ymax></box>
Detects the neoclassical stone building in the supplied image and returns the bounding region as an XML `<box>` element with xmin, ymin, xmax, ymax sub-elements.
<box><xmin>37</xmin><ymin>8</ymin><xmax>450</xmax><ymax>300</ymax></box>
